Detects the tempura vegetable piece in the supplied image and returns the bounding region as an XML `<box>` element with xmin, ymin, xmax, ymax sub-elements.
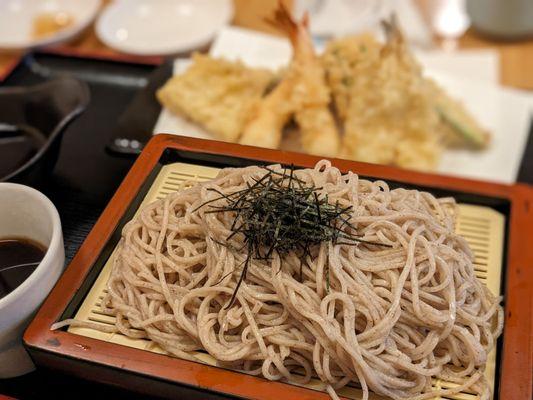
<box><xmin>338</xmin><ymin>19</ymin><xmax>442</xmax><ymax>170</ymax></box>
<box><xmin>157</xmin><ymin>54</ymin><xmax>273</xmax><ymax>142</ymax></box>
<box><xmin>240</xmin><ymin>4</ymin><xmax>339</xmax><ymax>157</ymax></box>
<box><xmin>426</xmin><ymin>79</ymin><xmax>490</xmax><ymax>149</ymax></box>
<box><xmin>322</xmin><ymin>33</ymin><xmax>381</xmax><ymax>120</ymax></box>
<box><xmin>324</xmin><ymin>19</ymin><xmax>490</xmax><ymax>169</ymax></box>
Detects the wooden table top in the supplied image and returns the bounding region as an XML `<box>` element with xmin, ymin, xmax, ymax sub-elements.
<box><xmin>0</xmin><ymin>0</ymin><xmax>531</xmax><ymax>90</ymax></box>
<box><xmin>453</xmin><ymin>29</ymin><xmax>533</xmax><ymax>90</ymax></box>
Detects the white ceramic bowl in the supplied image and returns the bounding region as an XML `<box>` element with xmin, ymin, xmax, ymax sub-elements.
<box><xmin>0</xmin><ymin>0</ymin><xmax>101</xmax><ymax>52</ymax></box>
<box><xmin>96</xmin><ymin>0</ymin><xmax>234</xmax><ymax>56</ymax></box>
<box><xmin>0</xmin><ymin>183</ymin><xmax>64</xmax><ymax>378</ymax></box>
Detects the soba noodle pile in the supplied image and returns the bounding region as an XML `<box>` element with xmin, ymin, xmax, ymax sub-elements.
<box><xmin>56</xmin><ymin>161</ymin><xmax>503</xmax><ymax>400</ymax></box>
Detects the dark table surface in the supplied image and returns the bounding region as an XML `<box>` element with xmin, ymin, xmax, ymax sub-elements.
<box><xmin>0</xmin><ymin>52</ymin><xmax>531</xmax><ymax>400</ymax></box>
<box><xmin>0</xmin><ymin>53</ymin><xmax>165</xmax><ymax>400</ymax></box>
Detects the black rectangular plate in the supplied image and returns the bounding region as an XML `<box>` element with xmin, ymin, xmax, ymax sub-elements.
<box><xmin>0</xmin><ymin>52</ymin><xmax>172</xmax><ymax>263</ymax></box>
<box><xmin>0</xmin><ymin>51</ymin><xmax>174</xmax><ymax>400</ymax></box>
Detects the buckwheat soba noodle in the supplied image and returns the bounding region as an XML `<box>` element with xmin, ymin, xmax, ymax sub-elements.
<box><xmin>54</xmin><ymin>161</ymin><xmax>503</xmax><ymax>400</ymax></box>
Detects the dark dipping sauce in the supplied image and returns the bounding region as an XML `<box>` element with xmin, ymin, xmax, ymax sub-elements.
<box><xmin>0</xmin><ymin>238</ymin><xmax>46</xmax><ymax>299</ymax></box>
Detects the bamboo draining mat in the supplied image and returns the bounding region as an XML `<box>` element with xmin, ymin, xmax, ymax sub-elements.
<box><xmin>69</xmin><ymin>162</ymin><xmax>505</xmax><ymax>400</ymax></box>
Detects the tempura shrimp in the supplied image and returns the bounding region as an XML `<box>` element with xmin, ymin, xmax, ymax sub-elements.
<box><xmin>239</xmin><ymin>4</ymin><xmax>339</xmax><ymax>157</ymax></box>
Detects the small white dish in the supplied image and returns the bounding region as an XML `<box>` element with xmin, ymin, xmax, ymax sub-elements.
<box><xmin>0</xmin><ymin>0</ymin><xmax>101</xmax><ymax>52</ymax></box>
<box><xmin>96</xmin><ymin>0</ymin><xmax>234</xmax><ymax>56</ymax></box>
<box><xmin>0</xmin><ymin>183</ymin><xmax>64</xmax><ymax>377</ymax></box>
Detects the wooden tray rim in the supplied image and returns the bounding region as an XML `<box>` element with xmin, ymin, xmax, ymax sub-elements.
<box><xmin>0</xmin><ymin>46</ymin><xmax>163</xmax><ymax>83</ymax></box>
<box><xmin>24</xmin><ymin>134</ymin><xmax>533</xmax><ymax>400</ymax></box>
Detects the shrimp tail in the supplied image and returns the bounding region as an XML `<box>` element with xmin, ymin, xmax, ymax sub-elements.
<box><xmin>265</xmin><ymin>1</ymin><xmax>309</xmax><ymax>51</ymax></box>
<box><xmin>381</xmin><ymin>14</ymin><xmax>402</xmax><ymax>43</ymax></box>
<box><xmin>380</xmin><ymin>14</ymin><xmax>420</xmax><ymax>72</ymax></box>
<box><xmin>381</xmin><ymin>14</ymin><xmax>409</xmax><ymax>56</ymax></box>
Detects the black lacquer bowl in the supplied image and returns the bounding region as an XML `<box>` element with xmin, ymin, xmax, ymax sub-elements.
<box><xmin>0</xmin><ymin>77</ymin><xmax>89</xmax><ymax>183</ymax></box>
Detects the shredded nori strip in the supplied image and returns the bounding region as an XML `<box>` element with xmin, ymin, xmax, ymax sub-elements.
<box><xmin>196</xmin><ymin>165</ymin><xmax>389</xmax><ymax>308</ymax></box>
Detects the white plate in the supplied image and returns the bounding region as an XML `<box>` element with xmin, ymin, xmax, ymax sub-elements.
<box><xmin>95</xmin><ymin>0</ymin><xmax>233</xmax><ymax>56</ymax></box>
<box><xmin>432</xmin><ymin>71</ymin><xmax>532</xmax><ymax>184</ymax></box>
<box><xmin>154</xmin><ymin>27</ymin><xmax>533</xmax><ymax>184</ymax></box>
<box><xmin>0</xmin><ymin>0</ymin><xmax>101</xmax><ymax>51</ymax></box>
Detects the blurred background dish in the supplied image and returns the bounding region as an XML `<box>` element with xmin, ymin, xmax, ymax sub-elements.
<box><xmin>0</xmin><ymin>0</ymin><xmax>101</xmax><ymax>52</ymax></box>
<box><xmin>293</xmin><ymin>0</ymin><xmax>435</xmax><ymax>48</ymax></box>
<box><xmin>95</xmin><ymin>0</ymin><xmax>234</xmax><ymax>56</ymax></box>
<box><xmin>0</xmin><ymin>77</ymin><xmax>89</xmax><ymax>183</ymax></box>
<box><xmin>466</xmin><ymin>0</ymin><xmax>533</xmax><ymax>39</ymax></box>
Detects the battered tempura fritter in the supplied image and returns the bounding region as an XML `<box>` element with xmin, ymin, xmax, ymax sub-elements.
<box><xmin>157</xmin><ymin>54</ymin><xmax>273</xmax><ymax>142</ymax></box>
<box><xmin>323</xmin><ymin>21</ymin><xmax>441</xmax><ymax>170</ymax></box>
<box><xmin>322</xmin><ymin>19</ymin><xmax>489</xmax><ymax>170</ymax></box>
